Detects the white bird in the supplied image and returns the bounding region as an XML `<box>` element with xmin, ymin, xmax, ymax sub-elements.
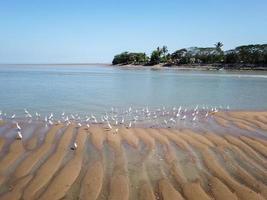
<box><xmin>48</xmin><ymin>113</ymin><xmax>53</xmax><ymax>120</ymax></box>
<box><xmin>107</xmin><ymin>122</ymin><xmax>112</xmax><ymax>130</ymax></box>
<box><xmin>24</xmin><ymin>109</ymin><xmax>29</xmax><ymax>114</ymax></box>
<box><xmin>86</xmin><ymin>124</ymin><xmax>90</xmax><ymax>128</ymax></box>
<box><xmin>16</xmin><ymin>122</ymin><xmax>21</xmax><ymax>131</ymax></box>
<box><xmin>127</xmin><ymin>122</ymin><xmax>132</xmax><ymax>128</ymax></box>
<box><xmin>77</xmin><ymin>123</ymin><xmax>82</xmax><ymax>127</ymax></box>
<box><xmin>48</xmin><ymin>120</ymin><xmax>53</xmax><ymax>125</ymax></box>
<box><xmin>16</xmin><ymin>131</ymin><xmax>22</xmax><ymax>140</ymax></box>
<box><xmin>71</xmin><ymin>142</ymin><xmax>77</xmax><ymax>150</ymax></box>
<box><xmin>181</xmin><ymin>115</ymin><xmax>186</xmax><ymax>120</ymax></box>
<box><xmin>192</xmin><ymin>116</ymin><xmax>197</xmax><ymax>121</ymax></box>
<box><xmin>205</xmin><ymin>112</ymin><xmax>209</xmax><ymax>117</ymax></box>
<box><xmin>169</xmin><ymin>118</ymin><xmax>176</xmax><ymax>123</ymax></box>
<box><xmin>163</xmin><ymin>120</ymin><xmax>168</xmax><ymax>125</ymax></box>
<box><xmin>65</xmin><ymin>116</ymin><xmax>69</xmax><ymax>122</ymax></box>
<box><xmin>62</xmin><ymin>112</ymin><xmax>65</xmax><ymax>116</ymax></box>
<box><xmin>11</xmin><ymin>114</ymin><xmax>16</xmax><ymax>119</ymax></box>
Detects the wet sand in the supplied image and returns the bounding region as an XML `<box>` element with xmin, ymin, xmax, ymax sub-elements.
<box><xmin>0</xmin><ymin>111</ymin><xmax>266</xmax><ymax>200</ymax></box>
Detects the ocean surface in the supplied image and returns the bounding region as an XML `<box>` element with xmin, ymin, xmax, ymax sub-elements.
<box><xmin>0</xmin><ymin>64</ymin><xmax>267</xmax><ymax>117</ymax></box>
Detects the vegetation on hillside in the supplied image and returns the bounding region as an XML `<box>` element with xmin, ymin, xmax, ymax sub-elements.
<box><xmin>112</xmin><ymin>43</ymin><xmax>267</xmax><ymax>69</ymax></box>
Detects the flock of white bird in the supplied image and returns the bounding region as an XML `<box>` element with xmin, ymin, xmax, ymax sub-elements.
<box><xmin>0</xmin><ymin>105</ymin><xmax>229</xmax><ymax>150</ymax></box>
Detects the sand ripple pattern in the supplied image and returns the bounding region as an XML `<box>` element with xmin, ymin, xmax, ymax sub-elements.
<box><xmin>0</xmin><ymin>111</ymin><xmax>266</xmax><ymax>200</ymax></box>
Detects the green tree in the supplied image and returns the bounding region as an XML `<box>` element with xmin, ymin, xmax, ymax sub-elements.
<box><xmin>150</xmin><ymin>50</ymin><xmax>162</xmax><ymax>65</ymax></box>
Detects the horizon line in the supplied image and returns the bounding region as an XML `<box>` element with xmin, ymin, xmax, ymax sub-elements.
<box><xmin>0</xmin><ymin>62</ymin><xmax>112</xmax><ymax>66</ymax></box>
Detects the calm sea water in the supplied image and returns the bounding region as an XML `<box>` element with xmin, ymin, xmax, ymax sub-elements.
<box><xmin>0</xmin><ymin>65</ymin><xmax>267</xmax><ymax>116</ymax></box>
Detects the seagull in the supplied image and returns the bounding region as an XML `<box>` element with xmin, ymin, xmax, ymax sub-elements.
<box><xmin>86</xmin><ymin>124</ymin><xmax>90</xmax><ymax>128</ymax></box>
<box><xmin>11</xmin><ymin>114</ymin><xmax>16</xmax><ymax>119</ymax></box>
<box><xmin>205</xmin><ymin>112</ymin><xmax>209</xmax><ymax>117</ymax></box>
<box><xmin>192</xmin><ymin>116</ymin><xmax>197</xmax><ymax>121</ymax></box>
<box><xmin>71</xmin><ymin>142</ymin><xmax>77</xmax><ymax>150</ymax></box>
<box><xmin>24</xmin><ymin>109</ymin><xmax>29</xmax><ymax>114</ymax></box>
<box><xmin>77</xmin><ymin>123</ymin><xmax>82</xmax><ymax>127</ymax></box>
<box><xmin>181</xmin><ymin>115</ymin><xmax>186</xmax><ymax>120</ymax></box>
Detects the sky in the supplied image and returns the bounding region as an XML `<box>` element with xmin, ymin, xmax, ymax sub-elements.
<box><xmin>0</xmin><ymin>0</ymin><xmax>267</xmax><ymax>63</ymax></box>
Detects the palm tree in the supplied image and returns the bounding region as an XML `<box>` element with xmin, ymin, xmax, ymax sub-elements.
<box><xmin>162</xmin><ymin>45</ymin><xmax>168</xmax><ymax>56</ymax></box>
<box><xmin>214</xmin><ymin>42</ymin><xmax>223</xmax><ymax>51</ymax></box>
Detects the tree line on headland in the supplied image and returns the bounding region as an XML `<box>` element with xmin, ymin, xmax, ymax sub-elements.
<box><xmin>112</xmin><ymin>43</ymin><xmax>267</xmax><ymax>69</ymax></box>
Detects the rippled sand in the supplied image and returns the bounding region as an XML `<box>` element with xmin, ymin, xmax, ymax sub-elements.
<box><xmin>0</xmin><ymin>111</ymin><xmax>267</xmax><ymax>200</ymax></box>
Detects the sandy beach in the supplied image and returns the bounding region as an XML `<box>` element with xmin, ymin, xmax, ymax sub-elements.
<box><xmin>0</xmin><ymin>111</ymin><xmax>266</xmax><ymax>200</ymax></box>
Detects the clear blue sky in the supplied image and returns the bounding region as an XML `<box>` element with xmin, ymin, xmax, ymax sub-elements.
<box><xmin>0</xmin><ymin>0</ymin><xmax>267</xmax><ymax>63</ymax></box>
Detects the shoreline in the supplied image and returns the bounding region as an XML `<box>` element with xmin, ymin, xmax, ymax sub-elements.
<box><xmin>114</xmin><ymin>63</ymin><xmax>267</xmax><ymax>71</ymax></box>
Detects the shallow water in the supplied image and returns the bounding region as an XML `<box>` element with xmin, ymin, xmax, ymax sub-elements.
<box><xmin>0</xmin><ymin>64</ymin><xmax>267</xmax><ymax>116</ymax></box>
